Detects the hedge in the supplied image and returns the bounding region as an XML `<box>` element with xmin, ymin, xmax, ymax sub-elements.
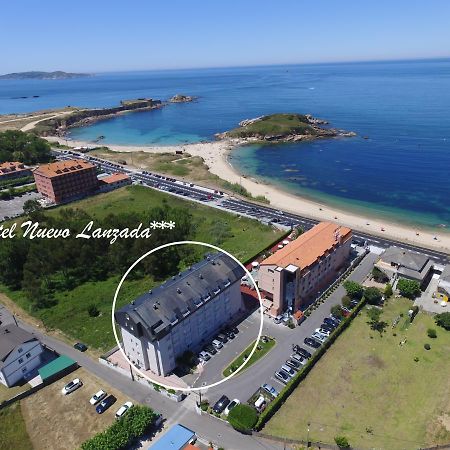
<box><xmin>255</xmin><ymin>296</ymin><xmax>367</xmax><ymax>430</ymax></box>
<box><xmin>81</xmin><ymin>405</ymin><xmax>157</xmax><ymax>450</ymax></box>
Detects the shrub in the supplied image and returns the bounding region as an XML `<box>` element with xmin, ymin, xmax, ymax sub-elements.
<box><xmin>384</xmin><ymin>283</ymin><xmax>393</xmax><ymax>298</ymax></box>
<box><xmin>435</xmin><ymin>312</ymin><xmax>450</xmax><ymax>330</ymax></box>
<box><xmin>334</xmin><ymin>435</ymin><xmax>350</xmax><ymax>448</ymax></box>
<box><xmin>397</xmin><ymin>279</ymin><xmax>421</xmax><ymax>299</ymax></box>
<box><xmin>343</xmin><ymin>280</ymin><xmax>364</xmax><ymax>299</ymax></box>
<box><xmin>87</xmin><ymin>304</ymin><xmax>100</xmax><ymax>317</ymax></box>
<box><xmin>364</xmin><ymin>287</ymin><xmax>383</xmax><ymax>305</ymax></box>
<box><xmin>227</xmin><ymin>404</ymin><xmax>258</xmax><ymax>433</ymax></box>
<box><xmin>372</xmin><ymin>266</ymin><xmax>388</xmax><ymax>283</ymax></box>
<box><xmin>427</xmin><ymin>328</ymin><xmax>437</xmax><ymax>338</ymax></box>
<box><xmin>331</xmin><ymin>304</ymin><xmax>344</xmax><ymax>319</ymax></box>
<box><xmin>424</xmin><ymin>343</ymin><xmax>431</xmax><ymax>350</ymax></box>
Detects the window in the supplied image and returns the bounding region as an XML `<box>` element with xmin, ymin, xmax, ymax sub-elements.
<box><xmin>18</xmin><ymin>348</ymin><xmax>23</xmax><ymax>353</ymax></box>
<box><xmin>18</xmin><ymin>358</ymin><xmax>24</xmax><ymax>364</ymax></box>
<box><xmin>22</xmin><ymin>367</ymin><xmax>27</xmax><ymax>373</ymax></box>
<box><xmin>26</xmin><ymin>353</ymin><xmax>31</xmax><ymax>359</ymax></box>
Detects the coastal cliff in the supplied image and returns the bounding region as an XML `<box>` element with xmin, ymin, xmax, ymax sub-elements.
<box><xmin>216</xmin><ymin>113</ymin><xmax>355</xmax><ymax>143</ymax></box>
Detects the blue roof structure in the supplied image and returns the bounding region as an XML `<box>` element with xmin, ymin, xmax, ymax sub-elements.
<box><xmin>148</xmin><ymin>424</ymin><xmax>195</xmax><ymax>450</ymax></box>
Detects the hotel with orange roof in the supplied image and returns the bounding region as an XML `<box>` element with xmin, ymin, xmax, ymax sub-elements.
<box><xmin>259</xmin><ymin>222</ymin><xmax>352</xmax><ymax>316</ymax></box>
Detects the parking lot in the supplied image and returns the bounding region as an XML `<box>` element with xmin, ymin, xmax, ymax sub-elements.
<box><xmin>19</xmin><ymin>367</ymin><xmax>132</xmax><ymax>450</ymax></box>
<box><xmin>205</xmin><ymin>252</ymin><xmax>378</xmax><ymax>408</ymax></box>
<box><xmin>0</xmin><ymin>191</ymin><xmax>42</xmax><ymax>221</ymax></box>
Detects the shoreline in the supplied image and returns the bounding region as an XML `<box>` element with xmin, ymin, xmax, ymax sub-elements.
<box><xmin>45</xmin><ymin>135</ymin><xmax>450</xmax><ymax>253</ymax></box>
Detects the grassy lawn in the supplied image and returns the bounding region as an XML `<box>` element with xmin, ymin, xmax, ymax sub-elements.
<box><xmin>0</xmin><ymin>381</ymin><xmax>31</xmax><ymax>404</ymax></box>
<box><xmin>0</xmin><ymin>403</ymin><xmax>33</xmax><ymax>450</ymax></box>
<box><xmin>223</xmin><ymin>337</ymin><xmax>276</xmax><ymax>377</ymax></box>
<box><xmin>264</xmin><ymin>298</ymin><xmax>450</xmax><ymax>450</ymax></box>
<box><xmin>1</xmin><ymin>186</ymin><xmax>283</xmax><ymax>351</ymax></box>
<box><xmin>20</xmin><ymin>368</ymin><xmax>130</xmax><ymax>450</ymax></box>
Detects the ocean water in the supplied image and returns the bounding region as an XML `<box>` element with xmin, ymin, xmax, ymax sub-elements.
<box><xmin>1</xmin><ymin>60</ymin><xmax>449</xmax><ymax>228</ymax></box>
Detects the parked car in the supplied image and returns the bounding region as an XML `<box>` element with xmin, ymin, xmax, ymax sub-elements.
<box><xmin>286</xmin><ymin>358</ymin><xmax>303</xmax><ymax>370</ymax></box>
<box><xmin>61</xmin><ymin>378</ymin><xmax>82</xmax><ymax>395</ymax></box>
<box><xmin>212</xmin><ymin>339</ymin><xmax>223</xmax><ymax>350</ymax></box>
<box><xmin>280</xmin><ymin>364</ymin><xmax>296</xmax><ymax>378</ymax></box>
<box><xmin>204</xmin><ymin>344</ymin><xmax>217</xmax><ymax>355</ymax></box>
<box><xmin>96</xmin><ymin>395</ymin><xmax>117</xmax><ymax>414</ymax></box>
<box><xmin>115</xmin><ymin>401</ymin><xmax>133</xmax><ymax>419</ymax></box>
<box><xmin>291</xmin><ymin>353</ymin><xmax>308</xmax><ymax>365</ymax></box>
<box><xmin>262</xmin><ymin>383</ymin><xmax>279</xmax><ymax>398</ymax></box>
<box><xmin>315</xmin><ymin>328</ymin><xmax>330</xmax><ymax>336</ymax></box>
<box><xmin>312</xmin><ymin>332</ymin><xmax>327</xmax><ymax>342</ymax></box>
<box><xmin>89</xmin><ymin>390</ymin><xmax>107</xmax><ymax>405</ymax></box>
<box><xmin>295</xmin><ymin>347</ymin><xmax>312</xmax><ymax>359</ymax></box>
<box><xmin>74</xmin><ymin>342</ymin><xmax>88</xmax><ymax>352</ymax></box>
<box><xmin>304</xmin><ymin>337</ymin><xmax>321</xmax><ymax>348</ymax></box>
<box><xmin>275</xmin><ymin>369</ymin><xmax>291</xmax><ymax>384</ymax></box>
<box><xmin>320</xmin><ymin>323</ymin><xmax>335</xmax><ymax>332</ymax></box>
<box><xmin>217</xmin><ymin>333</ymin><xmax>229</xmax><ymax>344</ymax></box>
<box><xmin>330</xmin><ymin>315</ymin><xmax>342</xmax><ymax>324</ymax></box>
<box><xmin>254</xmin><ymin>395</ymin><xmax>266</xmax><ymax>411</ymax></box>
<box><xmin>212</xmin><ymin>395</ymin><xmax>230</xmax><ymax>414</ymax></box>
<box><xmin>198</xmin><ymin>351</ymin><xmax>211</xmax><ymax>362</ymax></box>
<box><xmin>224</xmin><ymin>398</ymin><xmax>240</xmax><ymax>416</ymax></box>
<box><xmin>223</xmin><ymin>329</ymin><xmax>235</xmax><ymax>339</ymax></box>
<box><xmin>273</xmin><ymin>315</ymin><xmax>283</xmax><ymax>324</ymax></box>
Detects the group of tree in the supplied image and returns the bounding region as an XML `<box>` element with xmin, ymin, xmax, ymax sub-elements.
<box><xmin>0</xmin><ymin>130</ymin><xmax>52</xmax><ymax>165</ymax></box>
<box><xmin>396</xmin><ymin>278</ymin><xmax>421</xmax><ymax>299</ymax></box>
<box><xmin>0</xmin><ymin>202</ymin><xmax>194</xmax><ymax>310</ymax></box>
<box><xmin>435</xmin><ymin>312</ymin><xmax>450</xmax><ymax>330</ymax></box>
<box><xmin>81</xmin><ymin>405</ymin><xmax>157</xmax><ymax>450</ymax></box>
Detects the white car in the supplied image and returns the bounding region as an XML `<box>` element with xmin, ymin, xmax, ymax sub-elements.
<box><xmin>89</xmin><ymin>390</ymin><xmax>107</xmax><ymax>405</ymax></box>
<box><xmin>311</xmin><ymin>332</ymin><xmax>327</xmax><ymax>343</ymax></box>
<box><xmin>115</xmin><ymin>401</ymin><xmax>133</xmax><ymax>419</ymax></box>
<box><xmin>290</xmin><ymin>353</ymin><xmax>307</xmax><ymax>365</ymax></box>
<box><xmin>315</xmin><ymin>328</ymin><xmax>330</xmax><ymax>337</ymax></box>
<box><xmin>224</xmin><ymin>398</ymin><xmax>240</xmax><ymax>416</ymax></box>
<box><xmin>212</xmin><ymin>339</ymin><xmax>223</xmax><ymax>350</ymax></box>
<box><xmin>61</xmin><ymin>378</ymin><xmax>82</xmax><ymax>395</ymax></box>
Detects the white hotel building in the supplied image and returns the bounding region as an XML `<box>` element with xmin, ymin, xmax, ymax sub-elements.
<box><xmin>115</xmin><ymin>253</ymin><xmax>245</xmax><ymax>376</ymax></box>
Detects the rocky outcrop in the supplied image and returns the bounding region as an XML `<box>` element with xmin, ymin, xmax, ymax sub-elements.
<box><xmin>169</xmin><ymin>94</ymin><xmax>196</xmax><ymax>103</ymax></box>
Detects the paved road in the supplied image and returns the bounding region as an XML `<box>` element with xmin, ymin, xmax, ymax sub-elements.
<box><xmin>0</xmin><ymin>304</ymin><xmax>285</xmax><ymax>450</ymax></box>
<box><xmin>204</xmin><ymin>252</ymin><xmax>378</xmax><ymax>405</ymax></box>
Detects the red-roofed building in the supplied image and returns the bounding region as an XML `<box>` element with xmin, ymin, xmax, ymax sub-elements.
<box><xmin>33</xmin><ymin>159</ymin><xmax>98</xmax><ymax>204</ymax></box>
<box><xmin>0</xmin><ymin>161</ymin><xmax>31</xmax><ymax>181</ymax></box>
<box><xmin>98</xmin><ymin>172</ymin><xmax>131</xmax><ymax>192</ymax></box>
<box><xmin>259</xmin><ymin>222</ymin><xmax>352</xmax><ymax>315</ymax></box>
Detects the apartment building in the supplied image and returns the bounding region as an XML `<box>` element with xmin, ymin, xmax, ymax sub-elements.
<box><xmin>259</xmin><ymin>222</ymin><xmax>352</xmax><ymax>316</ymax></box>
<box><xmin>0</xmin><ymin>161</ymin><xmax>32</xmax><ymax>181</ymax></box>
<box><xmin>98</xmin><ymin>172</ymin><xmax>131</xmax><ymax>193</ymax></box>
<box><xmin>33</xmin><ymin>159</ymin><xmax>98</xmax><ymax>203</ymax></box>
<box><xmin>0</xmin><ymin>325</ymin><xmax>44</xmax><ymax>387</ymax></box>
<box><xmin>115</xmin><ymin>253</ymin><xmax>245</xmax><ymax>376</ymax></box>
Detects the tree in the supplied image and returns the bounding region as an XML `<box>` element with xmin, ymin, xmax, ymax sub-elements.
<box><xmin>384</xmin><ymin>283</ymin><xmax>393</xmax><ymax>298</ymax></box>
<box><xmin>334</xmin><ymin>435</ymin><xmax>350</xmax><ymax>448</ymax></box>
<box><xmin>331</xmin><ymin>304</ymin><xmax>344</xmax><ymax>319</ymax></box>
<box><xmin>397</xmin><ymin>279</ymin><xmax>421</xmax><ymax>299</ymax></box>
<box><xmin>0</xmin><ymin>130</ymin><xmax>52</xmax><ymax>164</ymax></box>
<box><xmin>342</xmin><ymin>295</ymin><xmax>352</xmax><ymax>308</ymax></box>
<box><xmin>364</xmin><ymin>287</ymin><xmax>383</xmax><ymax>305</ymax></box>
<box><xmin>372</xmin><ymin>266</ymin><xmax>388</xmax><ymax>283</ymax></box>
<box><xmin>23</xmin><ymin>199</ymin><xmax>43</xmax><ymax>216</ymax></box>
<box><xmin>435</xmin><ymin>312</ymin><xmax>450</xmax><ymax>331</ymax></box>
<box><xmin>366</xmin><ymin>308</ymin><xmax>387</xmax><ymax>334</ymax></box>
<box><xmin>227</xmin><ymin>404</ymin><xmax>258</xmax><ymax>433</ymax></box>
<box><xmin>343</xmin><ymin>280</ymin><xmax>364</xmax><ymax>300</ymax></box>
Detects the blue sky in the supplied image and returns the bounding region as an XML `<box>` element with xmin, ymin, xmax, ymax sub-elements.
<box><xmin>1</xmin><ymin>0</ymin><xmax>449</xmax><ymax>73</ymax></box>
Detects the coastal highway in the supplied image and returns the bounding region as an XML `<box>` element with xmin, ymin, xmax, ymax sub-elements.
<box><xmin>52</xmin><ymin>149</ymin><xmax>450</xmax><ymax>265</ymax></box>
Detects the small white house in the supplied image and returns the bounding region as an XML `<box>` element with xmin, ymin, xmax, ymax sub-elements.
<box><xmin>0</xmin><ymin>325</ymin><xmax>44</xmax><ymax>387</ymax></box>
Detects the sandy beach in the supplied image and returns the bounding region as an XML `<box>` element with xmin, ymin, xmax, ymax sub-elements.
<box><xmin>46</xmin><ymin>136</ymin><xmax>450</xmax><ymax>253</ymax></box>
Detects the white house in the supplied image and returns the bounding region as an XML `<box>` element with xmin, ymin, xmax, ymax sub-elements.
<box><xmin>0</xmin><ymin>325</ymin><xmax>44</xmax><ymax>387</ymax></box>
<box><xmin>115</xmin><ymin>252</ymin><xmax>245</xmax><ymax>376</ymax></box>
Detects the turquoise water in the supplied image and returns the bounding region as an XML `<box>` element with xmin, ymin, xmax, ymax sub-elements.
<box><xmin>1</xmin><ymin>60</ymin><xmax>449</xmax><ymax>228</ymax></box>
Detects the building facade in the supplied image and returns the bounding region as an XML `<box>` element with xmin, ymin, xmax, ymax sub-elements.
<box><xmin>115</xmin><ymin>253</ymin><xmax>245</xmax><ymax>376</ymax></box>
<box><xmin>259</xmin><ymin>222</ymin><xmax>352</xmax><ymax>316</ymax></box>
<box><xmin>0</xmin><ymin>325</ymin><xmax>44</xmax><ymax>387</ymax></box>
<box><xmin>0</xmin><ymin>161</ymin><xmax>32</xmax><ymax>181</ymax></box>
<box><xmin>33</xmin><ymin>159</ymin><xmax>98</xmax><ymax>203</ymax></box>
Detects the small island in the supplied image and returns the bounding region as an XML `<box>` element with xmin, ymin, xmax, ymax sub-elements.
<box><xmin>216</xmin><ymin>113</ymin><xmax>355</xmax><ymax>143</ymax></box>
<box><xmin>169</xmin><ymin>94</ymin><xmax>196</xmax><ymax>103</ymax></box>
<box><xmin>0</xmin><ymin>71</ymin><xmax>92</xmax><ymax>80</ymax></box>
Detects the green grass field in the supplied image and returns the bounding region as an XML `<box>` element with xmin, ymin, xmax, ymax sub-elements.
<box><xmin>264</xmin><ymin>298</ymin><xmax>450</xmax><ymax>449</ymax></box>
<box><xmin>0</xmin><ymin>403</ymin><xmax>33</xmax><ymax>450</ymax></box>
<box><xmin>223</xmin><ymin>337</ymin><xmax>276</xmax><ymax>377</ymax></box>
<box><xmin>1</xmin><ymin>186</ymin><xmax>283</xmax><ymax>350</ymax></box>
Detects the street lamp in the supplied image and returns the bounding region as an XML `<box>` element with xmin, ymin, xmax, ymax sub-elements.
<box><xmin>307</xmin><ymin>422</ymin><xmax>311</xmax><ymax>448</ymax></box>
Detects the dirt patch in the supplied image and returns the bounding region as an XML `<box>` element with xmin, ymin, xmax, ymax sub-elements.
<box><xmin>20</xmin><ymin>367</ymin><xmax>130</xmax><ymax>450</ymax></box>
<box><xmin>364</xmin><ymin>354</ymin><xmax>386</xmax><ymax>369</ymax></box>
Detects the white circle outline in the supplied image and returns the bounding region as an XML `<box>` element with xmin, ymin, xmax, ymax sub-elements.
<box><xmin>111</xmin><ymin>240</ymin><xmax>263</xmax><ymax>392</ymax></box>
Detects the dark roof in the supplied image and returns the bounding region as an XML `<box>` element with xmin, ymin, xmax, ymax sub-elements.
<box><xmin>0</xmin><ymin>325</ymin><xmax>38</xmax><ymax>366</ymax></box>
<box><xmin>381</xmin><ymin>246</ymin><xmax>430</xmax><ymax>272</ymax></box>
<box><xmin>115</xmin><ymin>252</ymin><xmax>244</xmax><ymax>342</ymax></box>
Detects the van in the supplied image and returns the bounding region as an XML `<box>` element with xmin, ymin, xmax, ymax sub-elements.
<box><xmin>254</xmin><ymin>395</ymin><xmax>266</xmax><ymax>409</ymax></box>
